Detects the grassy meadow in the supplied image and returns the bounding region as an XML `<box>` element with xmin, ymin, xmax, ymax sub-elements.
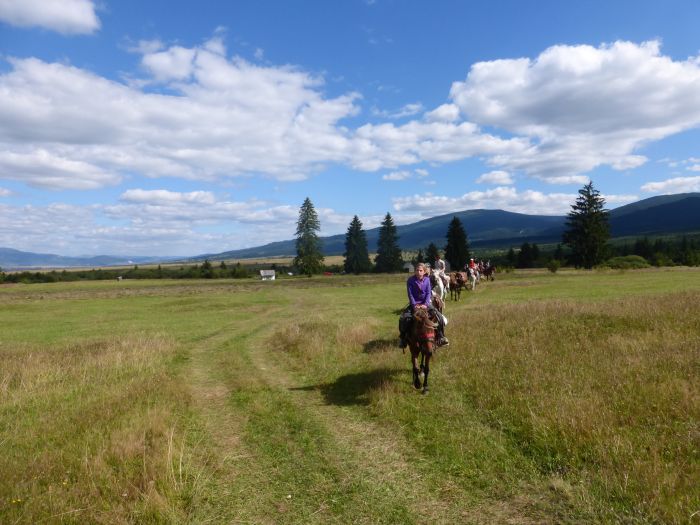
<box><xmin>1</xmin><ymin>268</ymin><xmax>698</xmax><ymax>523</ymax></box>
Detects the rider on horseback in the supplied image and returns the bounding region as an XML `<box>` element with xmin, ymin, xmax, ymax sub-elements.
<box><xmin>399</xmin><ymin>263</ymin><xmax>449</xmax><ymax>349</ymax></box>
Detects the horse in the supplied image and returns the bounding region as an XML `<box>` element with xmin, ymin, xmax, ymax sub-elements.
<box><xmin>406</xmin><ymin>307</ymin><xmax>438</xmax><ymax>394</ymax></box>
<box><xmin>467</xmin><ymin>267</ymin><xmax>478</xmax><ymax>290</ymax></box>
<box><xmin>482</xmin><ymin>265</ymin><xmax>496</xmax><ymax>281</ymax></box>
<box><xmin>449</xmin><ymin>271</ymin><xmax>467</xmax><ymax>301</ymax></box>
<box><xmin>429</xmin><ymin>268</ymin><xmax>447</xmax><ymax>305</ymax></box>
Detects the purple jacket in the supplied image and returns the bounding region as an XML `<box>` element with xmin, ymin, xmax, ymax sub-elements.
<box><xmin>407</xmin><ymin>274</ymin><xmax>431</xmax><ymax>308</ymax></box>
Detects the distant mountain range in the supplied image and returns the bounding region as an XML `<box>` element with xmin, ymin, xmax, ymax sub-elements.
<box><xmin>194</xmin><ymin>192</ymin><xmax>700</xmax><ymax>261</ymax></box>
<box><xmin>2</xmin><ymin>193</ymin><xmax>699</xmax><ymax>269</ymax></box>
<box><xmin>0</xmin><ymin>248</ymin><xmax>169</xmax><ymax>271</ymax></box>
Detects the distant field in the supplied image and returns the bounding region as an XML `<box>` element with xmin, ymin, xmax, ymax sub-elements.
<box><xmin>1</xmin><ymin>268</ymin><xmax>698</xmax><ymax>523</ymax></box>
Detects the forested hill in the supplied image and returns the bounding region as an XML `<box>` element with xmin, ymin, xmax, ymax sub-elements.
<box><xmin>3</xmin><ymin>193</ymin><xmax>699</xmax><ymax>268</ymax></box>
<box><xmin>197</xmin><ymin>192</ymin><xmax>700</xmax><ymax>260</ymax></box>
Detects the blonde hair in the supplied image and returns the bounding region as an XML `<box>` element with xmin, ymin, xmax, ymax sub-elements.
<box><xmin>415</xmin><ymin>263</ymin><xmax>426</xmax><ymax>270</ymax></box>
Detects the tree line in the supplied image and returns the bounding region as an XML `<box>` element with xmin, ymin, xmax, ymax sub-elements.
<box><xmin>0</xmin><ymin>261</ymin><xmax>250</xmax><ymax>284</ymax></box>
<box><xmin>294</xmin><ymin>196</ymin><xmax>473</xmax><ymax>276</ymax></box>
<box><xmin>3</xmin><ymin>185</ymin><xmax>698</xmax><ymax>284</ymax></box>
<box><xmin>296</xmin><ymin>183</ymin><xmax>700</xmax><ymax>276</ymax></box>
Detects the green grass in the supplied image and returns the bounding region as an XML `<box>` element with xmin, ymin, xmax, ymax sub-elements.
<box><xmin>1</xmin><ymin>268</ymin><xmax>698</xmax><ymax>523</ymax></box>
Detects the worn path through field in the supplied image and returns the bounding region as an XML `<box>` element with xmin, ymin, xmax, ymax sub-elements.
<box><xmin>182</xmin><ymin>290</ymin><xmax>546</xmax><ymax>524</ymax></box>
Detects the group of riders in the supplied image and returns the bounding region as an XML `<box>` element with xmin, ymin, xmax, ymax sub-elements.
<box><xmin>398</xmin><ymin>255</ymin><xmax>493</xmax><ymax>350</ymax></box>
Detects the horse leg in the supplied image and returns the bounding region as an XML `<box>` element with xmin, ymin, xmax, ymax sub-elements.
<box><xmin>422</xmin><ymin>352</ymin><xmax>432</xmax><ymax>395</ymax></box>
<box><xmin>411</xmin><ymin>349</ymin><xmax>422</xmax><ymax>390</ymax></box>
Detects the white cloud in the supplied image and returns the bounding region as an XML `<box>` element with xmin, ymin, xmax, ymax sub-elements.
<box><xmin>641</xmin><ymin>176</ymin><xmax>700</xmax><ymax>193</ymax></box>
<box><xmin>383</xmin><ymin>170</ymin><xmax>411</xmax><ymax>181</ymax></box>
<box><xmin>0</xmin><ymin>44</ymin><xmax>361</xmax><ymax>186</ymax></box>
<box><xmin>476</xmin><ymin>170</ymin><xmax>513</xmax><ymax>185</ymax></box>
<box><xmin>254</xmin><ymin>48</ymin><xmax>265</xmax><ymax>60</ymax></box>
<box><xmin>415</xmin><ymin>168</ymin><xmax>429</xmax><ymax>177</ymax></box>
<box><xmin>372</xmin><ymin>102</ymin><xmax>424</xmax><ymax>119</ymax></box>
<box><xmin>2</xmin><ymin>38</ymin><xmax>700</xmax><ymax>193</ymax></box>
<box><xmin>0</xmin><ymin>149</ymin><xmax>121</xmax><ymax>190</ymax></box>
<box><xmin>120</xmin><ymin>189</ymin><xmax>217</xmax><ymax>205</ymax></box>
<box><xmin>450</xmin><ymin>40</ymin><xmax>700</xmax><ymax>181</ymax></box>
<box><xmin>0</xmin><ymin>195</ymin><xmax>341</xmax><ymax>256</ymax></box>
<box><xmin>392</xmin><ymin>186</ymin><xmax>636</xmax><ymax>216</ymax></box>
<box><xmin>687</xmin><ymin>164</ymin><xmax>700</xmax><ymax>172</ymax></box>
<box><xmin>0</xmin><ymin>187</ymin><xmax>10</xmax><ymax>197</ymax></box>
<box><xmin>0</xmin><ymin>0</ymin><xmax>99</xmax><ymax>34</ymax></box>
<box><xmin>424</xmin><ymin>104</ymin><xmax>460</xmax><ymax>123</ymax></box>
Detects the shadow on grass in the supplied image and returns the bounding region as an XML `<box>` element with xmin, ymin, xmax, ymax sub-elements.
<box><xmin>290</xmin><ymin>367</ymin><xmax>400</xmax><ymax>406</ymax></box>
<box><xmin>363</xmin><ymin>338</ymin><xmax>396</xmax><ymax>354</ymax></box>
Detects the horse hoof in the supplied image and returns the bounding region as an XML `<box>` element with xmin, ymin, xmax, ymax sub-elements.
<box><xmin>422</xmin><ymin>387</ymin><xmax>429</xmax><ymax>395</ymax></box>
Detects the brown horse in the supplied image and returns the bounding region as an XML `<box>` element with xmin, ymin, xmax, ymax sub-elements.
<box><xmin>482</xmin><ymin>265</ymin><xmax>496</xmax><ymax>281</ymax></box>
<box><xmin>449</xmin><ymin>271</ymin><xmax>467</xmax><ymax>301</ymax></box>
<box><xmin>406</xmin><ymin>307</ymin><xmax>437</xmax><ymax>394</ymax></box>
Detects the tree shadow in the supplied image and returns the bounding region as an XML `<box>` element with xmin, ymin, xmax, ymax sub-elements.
<box><xmin>362</xmin><ymin>338</ymin><xmax>396</xmax><ymax>354</ymax></box>
<box><xmin>290</xmin><ymin>367</ymin><xmax>400</xmax><ymax>406</ymax></box>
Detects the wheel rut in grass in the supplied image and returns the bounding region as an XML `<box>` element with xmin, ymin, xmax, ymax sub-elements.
<box><xmin>246</xmin><ymin>333</ymin><xmax>478</xmax><ymax>523</ymax></box>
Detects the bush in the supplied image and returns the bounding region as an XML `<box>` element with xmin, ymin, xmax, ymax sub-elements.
<box><xmin>604</xmin><ymin>255</ymin><xmax>651</xmax><ymax>270</ymax></box>
<box><xmin>547</xmin><ymin>259</ymin><xmax>561</xmax><ymax>273</ymax></box>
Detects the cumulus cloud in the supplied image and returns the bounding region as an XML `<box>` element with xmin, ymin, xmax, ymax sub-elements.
<box><xmin>641</xmin><ymin>176</ymin><xmax>700</xmax><ymax>193</ymax></box>
<box><xmin>371</xmin><ymin>102</ymin><xmax>424</xmax><ymax>119</ymax></box>
<box><xmin>1</xmin><ymin>38</ymin><xmax>699</xmax><ymax>194</ymax></box>
<box><xmin>392</xmin><ymin>187</ymin><xmax>637</xmax><ymax>216</ymax></box>
<box><xmin>477</xmin><ymin>170</ymin><xmax>513</xmax><ymax>185</ymax></box>
<box><xmin>0</xmin><ymin>193</ymin><xmax>358</xmax><ymax>256</ymax></box>
<box><xmin>0</xmin><ymin>149</ymin><xmax>121</xmax><ymax>189</ymax></box>
<box><xmin>382</xmin><ymin>170</ymin><xmax>411</xmax><ymax>181</ymax></box>
<box><xmin>450</xmin><ymin>40</ymin><xmax>700</xmax><ymax>181</ymax></box>
<box><xmin>0</xmin><ymin>0</ymin><xmax>100</xmax><ymax>34</ymax></box>
<box><xmin>424</xmin><ymin>104</ymin><xmax>460</xmax><ymax>123</ymax></box>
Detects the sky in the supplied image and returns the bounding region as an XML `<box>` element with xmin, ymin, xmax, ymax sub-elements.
<box><xmin>1</xmin><ymin>0</ymin><xmax>700</xmax><ymax>257</ymax></box>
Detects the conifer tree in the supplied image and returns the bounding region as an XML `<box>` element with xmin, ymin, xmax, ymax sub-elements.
<box><xmin>425</xmin><ymin>242</ymin><xmax>440</xmax><ymax>267</ymax></box>
<box><xmin>343</xmin><ymin>215</ymin><xmax>372</xmax><ymax>274</ymax></box>
<box><xmin>562</xmin><ymin>181</ymin><xmax>610</xmax><ymax>269</ymax></box>
<box><xmin>293</xmin><ymin>197</ymin><xmax>324</xmax><ymax>276</ymax></box>
<box><xmin>374</xmin><ymin>212</ymin><xmax>403</xmax><ymax>273</ymax></box>
<box><xmin>444</xmin><ymin>216</ymin><xmax>470</xmax><ymax>270</ymax></box>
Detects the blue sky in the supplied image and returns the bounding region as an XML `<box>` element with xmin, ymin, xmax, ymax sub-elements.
<box><xmin>1</xmin><ymin>0</ymin><xmax>700</xmax><ymax>256</ymax></box>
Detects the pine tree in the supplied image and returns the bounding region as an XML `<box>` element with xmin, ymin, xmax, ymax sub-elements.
<box><xmin>374</xmin><ymin>212</ymin><xmax>403</xmax><ymax>273</ymax></box>
<box><xmin>562</xmin><ymin>181</ymin><xmax>610</xmax><ymax>269</ymax></box>
<box><xmin>293</xmin><ymin>197</ymin><xmax>324</xmax><ymax>276</ymax></box>
<box><xmin>444</xmin><ymin>216</ymin><xmax>470</xmax><ymax>271</ymax></box>
<box><xmin>425</xmin><ymin>243</ymin><xmax>440</xmax><ymax>267</ymax></box>
<box><xmin>343</xmin><ymin>215</ymin><xmax>372</xmax><ymax>274</ymax></box>
<box><xmin>414</xmin><ymin>249</ymin><xmax>425</xmax><ymax>265</ymax></box>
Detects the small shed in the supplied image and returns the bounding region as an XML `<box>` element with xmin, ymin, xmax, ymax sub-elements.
<box><xmin>259</xmin><ymin>269</ymin><xmax>276</xmax><ymax>281</ymax></box>
<box><xmin>403</xmin><ymin>262</ymin><xmax>414</xmax><ymax>273</ymax></box>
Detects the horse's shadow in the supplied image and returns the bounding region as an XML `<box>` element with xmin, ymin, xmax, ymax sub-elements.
<box><xmin>290</xmin><ymin>367</ymin><xmax>400</xmax><ymax>406</ymax></box>
<box><xmin>362</xmin><ymin>338</ymin><xmax>396</xmax><ymax>354</ymax></box>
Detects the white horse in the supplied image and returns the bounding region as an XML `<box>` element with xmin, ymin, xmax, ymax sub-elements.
<box><xmin>467</xmin><ymin>267</ymin><xmax>478</xmax><ymax>290</ymax></box>
<box><xmin>430</xmin><ymin>267</ymin><xmax>448</xmax><ymax>303</ymax></box>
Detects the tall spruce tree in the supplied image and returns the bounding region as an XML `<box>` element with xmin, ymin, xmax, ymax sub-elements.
<box><xmin>343</xmin><ymin>215</ymin><xmax>372</xmax><ymax>274</ymax></box>
<box><xmin>293</xmin><ymin>197</ymin><xmax>324</xmax><ymax>276</ymax></box>
<box><xmin>374</xmin><ymin>212</ymin><xmax>403</xmax><ymax>273</ymax></box>
<box><xmin>444</xmin><ymin>216</ymin><xmax>470</xmax><ymax>270</ymax></box>
<box><xmin>425</xmin><ymin>242</ymin><xmax>440</xmax><ymax>267</ymax></box>
<box><xmin>562</xmin><ymin>181</ymin><xmax>610</xmax><ymax>269</ymax></box>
